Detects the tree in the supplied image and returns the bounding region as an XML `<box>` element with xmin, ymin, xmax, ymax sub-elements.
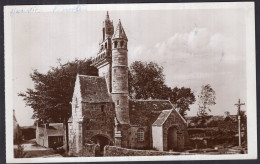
<box><xmin>170</xmin><ymin>87</ymin><xmax>196</xmax><ymax>117</ymax></box>
<box><xmin>128</xmin><ymin>61</ymin><xmax>166</xmax><ymax>99</ymax></box>
<box><xmin>129</xmin><ymin>61</ymin><xmax>195</xmax><ymax>117</ymax></box>
<box><xmin>238</xmin><ymin>110</ymin><xmax>247</xmax><ymax>124</ymax></box>
<box><xmin>19</xmin><ymin>58</ymin><xmax>98</xmax><ymax>150</ymax></box>
<box><xmin>197</xmin><ymin>84</ymin><xmax>216</xmax><ymax>118</ymax></box>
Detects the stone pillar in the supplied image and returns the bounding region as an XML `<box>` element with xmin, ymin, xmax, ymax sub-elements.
<box><xmin>77</xmin><ymin>119</ymin><xmax>83</xmax><ymax>155</ymax></box>
<box><xmin>114</xmin><ymin>132</ymin><xmax>122</xmax><ymax>147</ymax></box>
<box><xmin>114</xmin><ymin>117</ymin><xmax>122</xmax><ymax>147</ymax></box>
<box><xmin>238</xmin><ymin>115</ymin><xmax>241</xmax><ymax>147</ymax></box>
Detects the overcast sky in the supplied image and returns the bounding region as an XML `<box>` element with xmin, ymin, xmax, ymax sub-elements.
<box><xmin>10</xmin><ymin>7</ymin><xmax>247</xmax><ymax>126</ymax></box>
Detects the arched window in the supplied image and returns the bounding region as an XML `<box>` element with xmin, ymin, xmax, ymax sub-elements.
<box><xmin>120</xmin><ymin>41</ymin><xmax>124</xmax><ymax>48</ymax></box>
<box><xmin>105</xmin><ymin>42</ymin><xmax>107</xmax><ymax>49</ymax></box>
<box><xmin>114</xmin><ymin>41</ymin><xmax>118</xmax><ymax>48</ymax></box>
<box><xmin>137</xmin><ymin>128</ymin><xmax>144</xmax><ymax>142</ymax></box>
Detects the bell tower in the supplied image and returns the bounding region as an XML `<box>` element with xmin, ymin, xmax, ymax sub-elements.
<box><xmin>92</xmin><ymin>12</ymin><xmax>114</xmax><ymax>92</ymax></box>
<box><xmin>111</xmin><ymin>20</ymin><xmax>129</xmax><ymax>124</ymax></box>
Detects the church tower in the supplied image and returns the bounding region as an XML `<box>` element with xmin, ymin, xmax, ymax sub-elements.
<box><xmin>111</xmin><ymin>20</ymin><xmax>129</xmax><ymax>125</ymax></box>
<box><xmin>92</xmin><ymin>13</ymin><xmax>130</xmax><ymax>125</ymax></box>
<box><xmin>92</xmin><ymin>12</ymin><xmax>114</xmax><ymax>92</ymax></box>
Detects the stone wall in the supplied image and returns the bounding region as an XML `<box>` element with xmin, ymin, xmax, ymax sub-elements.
<box><xmin>119</xmin><ymin>124</ymin><xmax>130</xmax><ymax>148</ymax></box>
<box><xmin>162</xmin><ymin>109</ymin><xmax>188</xmax><ymax>151</ymax></box>
<box><xmin>152</xmin><ymin>126</ymin><xmax>163</xmax><ymax>151</ymax></box>
<box><xmin>69</xmin><ymin>75</ymin><xmax>84</xmax><ymax>155</ymax></box>
<box><xmin>82</xmin><ymin>143</ymin><xmax>100</xmax><ymax>157</ymax></box>
<box><xmin>111</xmin><ymin>47</ymin><xmax>129</xmax><ymax>125</ymax></box>
<box><xmin>112</xmin><ymin>94</ymin><xmax>129</xmax><ymax>124</ymax></box>
<box><xmin>128</xmin><ymin>126</ymin><xmax>150</xmax><ymax>149</ymax></box>
<box><xmin>104</xmin><ymin>146</ymin><xmax>180</xmax><ymax>156</ymax></box>
<box><xmin>82</xmin><ymin>102</ymin><xmax>115</xmax><ymax>144</ymax></box>
<box><xmin>36</xmin><ymin>126</ymin><xmax>48</xmax><ymax>147</ymax></box>
<box><xmin>98</xmin><ymin>64</ymin><xmax>112</xmax><ymax>93</ymax></box>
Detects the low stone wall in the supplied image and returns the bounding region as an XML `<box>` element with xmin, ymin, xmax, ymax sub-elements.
<box><xmin>104</xmin><ymin>146</ymin><xmax>180</xmax><ymax>156</ymax></box>
<box><xmin>82</xmin><ymin>143</ymin><xmax>100</xmax><ymax>157</ymax></box>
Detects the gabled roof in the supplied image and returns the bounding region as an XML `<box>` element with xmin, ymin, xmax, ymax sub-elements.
<box><xmin>152</xmin><ymin>109</ymin><xmax>172</xmax><ymax>126</ymax></box>
<box><xmin>112</xmin><ymin>20</ymin><xmax>128</xmax><ymax>40</ymax></box>
<box><xmin>129</xmin><ymin>100</ymin><xmax>173</xmax><ymax>126</ymax></box>
<box><xmin>78</xmin><ymin>75</ymin><xmax>112</xmax><ymax>103</ymax></box>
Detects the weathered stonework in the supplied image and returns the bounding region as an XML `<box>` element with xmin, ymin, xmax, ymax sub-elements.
<box><xmin>104</xmin><ymin>146</ymin><xmax>181</xmax><ymax>156</ymax></box>
<box><xmin>82</xmin><ymin>143</ymin><xmax>100</xmax><ymax>157</ymax></box>
<box><xmin>111</xmin><ymin>20</ymin><xmax>129</xmax><ymax>125</ymax></box>
<box><xmin>162</xmin><ymin>109</ymin><xmax>188</xmax><ymax>151</ymax></box>
<box><xmin>128</xmin><ymin>126</ymin><xmax>150</xmax><ymax>149</ymax></box>
<box><xmin>82</xmin><ymin>102</ymin><xmax>115</xmax><ymax>144</ymax></box>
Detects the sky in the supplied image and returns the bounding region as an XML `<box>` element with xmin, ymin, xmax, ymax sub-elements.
<box><xmin>10</xmin><ymin>7</ymin><xmax>247</xmax><ymax>126</ymax></box>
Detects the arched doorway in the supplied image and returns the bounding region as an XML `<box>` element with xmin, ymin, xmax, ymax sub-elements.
<box><xmin>90</xmin><ymin>134</ymin><xmax>113</xmax><ymax>156</ymax></box>
<box><xmin>167</xmin><ymin>126</ymin><xmax>178</xmax><ymax>151</ymax></box>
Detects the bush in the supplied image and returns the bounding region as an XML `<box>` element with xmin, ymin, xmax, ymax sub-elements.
<box><xmin>14</xmin><ymin>144</ymin><xmax>26</xmax><ymax>158</ymax></box>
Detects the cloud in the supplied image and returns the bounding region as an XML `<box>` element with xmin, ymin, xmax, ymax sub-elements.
<box><xmin>129</xmin><ymin>27</ymin><xmax>246</xmax><ymax>116</ymax></box>
<box><xmin>130</xmin><ymin>27</ymin><xmax>243</xmax><ymax>79</ymax></box>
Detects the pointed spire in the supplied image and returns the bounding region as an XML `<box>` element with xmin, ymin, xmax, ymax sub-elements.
<box><xmin>113</xmin><ymin>19</ymin><xmax>128</xmax><ymax>40</ymax></box>
<box><xmin>106</xmin><ymin>11</ymin><xmax>109</xmax><ymax>19</ymax></box>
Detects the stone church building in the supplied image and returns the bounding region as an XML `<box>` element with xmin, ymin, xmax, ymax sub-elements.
<box><xmin>68</xmin><ymin>12</ymin><xmax>188</xmax><ymax>155</ymax></box>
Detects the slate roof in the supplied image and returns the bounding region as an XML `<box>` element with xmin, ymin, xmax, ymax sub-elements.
<box><xmin>38</xmin><ymin>123</ymin><xmax>64</xmax><ymax>137</ymax></box>
<box><xmin>46</xmin><ymin>123</ymin><xmax>64</xmax><ymax>136</ymax></box>
<box><xmin>129</xmin><ymin>100</ymin><xmax>173</xmax><ymax>126</ymax></box>
<box><xmin>78</xmin><ymin>75</ymin><xmax>113</xmax><ymax>103</ymax></box>
<box><xmin>152</xmin><ymin>109</ymin><xmax>172</xmax><ymax>126</ymax></box>
<box><xmin>113</xmin><ymin>20</ymin><xmax>128</xmax><ymax>40</ymax></box>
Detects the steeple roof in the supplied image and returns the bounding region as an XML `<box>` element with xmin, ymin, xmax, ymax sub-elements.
<box><xmin>106</xmin><ymin>11</ymin><xmax>110</xmax><ymax>20</ymax></box>
<box><xmin>113</xmin><ymin>19</ymin><xmax>128</xmax><ymax>40</ymax></box>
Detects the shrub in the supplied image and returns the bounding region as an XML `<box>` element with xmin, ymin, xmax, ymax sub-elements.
<box><xmin>14</xmin><ymin>144</ymin><xmax>26</xmax><ymax>158</ymax></box>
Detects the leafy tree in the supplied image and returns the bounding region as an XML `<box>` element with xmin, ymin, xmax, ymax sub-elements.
<box><xmin>19</xmin><ymin>58</ymin><xmax>98</xmax><ymax>150</ymax></box>
<box><xmin>128</xmin><ymin>61</ymin><xmax>166</xmax><ymax>99</ymax></box>
<box><xmin>170</xmin><ymin>87</ymin><xmax>196</xmax><ymax>117</ymax></box>
<box><xmin>197</xmin><ymin>84</ymin><xmax>216</xmax><ymax>118</ymax></box>
<box><xmin>129</xmin><ymin>61</ymin><xmax>195</xmax><ymax>117</ymax></box>
<box><xmin>238</xmin><ymin>110</ymin><xmax>247</xmax><ymax>124</ymax></box>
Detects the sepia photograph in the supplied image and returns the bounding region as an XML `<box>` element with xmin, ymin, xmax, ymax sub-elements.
<box><xmin>4</xmin><ymin>2</ymin><xmax>257</xmax><ymax>163</ymax></box>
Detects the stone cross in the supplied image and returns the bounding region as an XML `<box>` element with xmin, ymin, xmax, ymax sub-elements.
<box><xmin>234</xmin><ymin>99</ymin><xmax>245</xmax><ymax>147</ymax></box>
<box><xmin>235</xmin><ymin>99</ymin><xmax>245</xmax><ymax>115</ymax></box>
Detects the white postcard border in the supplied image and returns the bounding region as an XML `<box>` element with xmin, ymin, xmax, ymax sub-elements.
<box><xmin>4</xmin><ymin>2</ymin><xmax>257</xmax><ymax>163</ymax></box>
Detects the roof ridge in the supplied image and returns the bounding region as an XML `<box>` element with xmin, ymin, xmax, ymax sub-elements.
<box><xmin>78</xmin><ymin>74</ymin><xmax>103</xmax><ymax>78</ymax></box>
<box><xmin>152</xmin><ymin>109</ymin><xmax>173</xmax><ymax>126</ymax></box>
<box><xmin>130</xmin><ymin>99</ymin><xmax>170</xmax><ymax>102</ymax></box>
<box><xmin>160</xmin><ymin>109</ymin><xmax>173</xmax><ymax>125</ymax></box>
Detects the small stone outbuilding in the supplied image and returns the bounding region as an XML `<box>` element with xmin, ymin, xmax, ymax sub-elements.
<box><xmin>152</xmin><ymin>109</ymin><xmax>188</xmax><ymax>151</ymax></box>
<box><xmin>36</xmin><ymin>123</ymin><xmax>64</xmax><ymax>148</ymax></box>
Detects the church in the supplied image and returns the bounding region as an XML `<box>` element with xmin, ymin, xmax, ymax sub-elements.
<box><xmin>68</xmin><ymin>12</ymin><xmax>188</xmax><ymax>156</ymax></box>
